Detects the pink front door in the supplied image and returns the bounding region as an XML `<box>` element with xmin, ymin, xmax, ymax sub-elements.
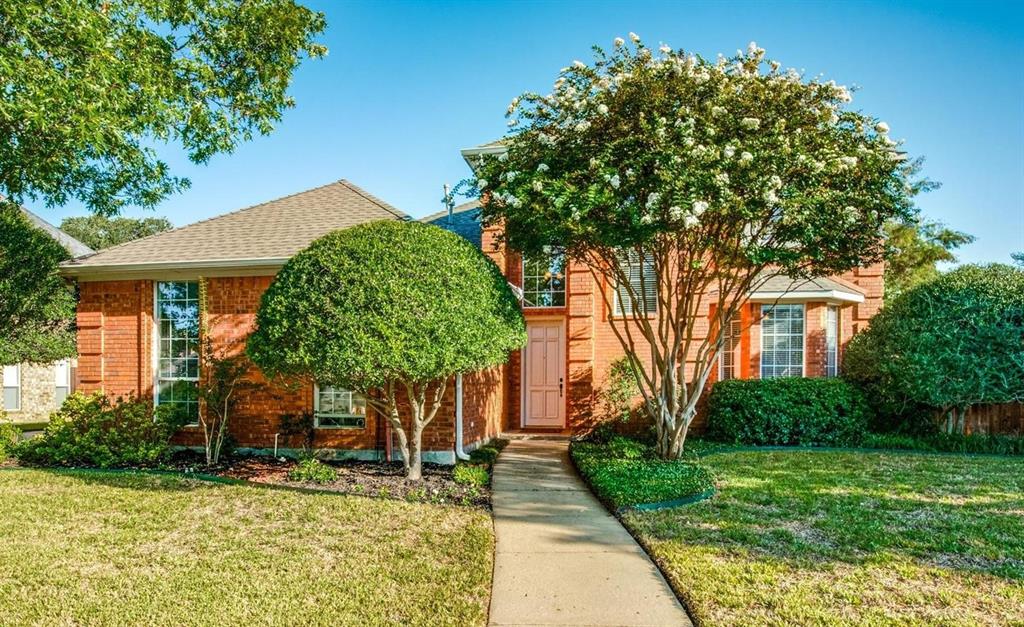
<box><xmin>523</xmin><ymin>319</ymin><xmax>565</xmax><ymax>427</ymax></box>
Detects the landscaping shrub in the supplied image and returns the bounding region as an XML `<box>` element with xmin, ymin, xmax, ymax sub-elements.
<box><xmin>571</xmin><ymin>437</ymin><xmax>714</xmax><ymax>509</ymax></box>
<box><xmin>15</xmin><ymin>393</ymin><xmax>183</xmax><ymax>468</ymax></box>
<box><xmin>468</xmin><ymin>438</ymin><xmax>508</xmax><ymax>465</ymax></box>
<box><xmin>0</xmin><ymin>419</ymin><xmax>19</xmax><ymax>461</ymax></box>
<box><xmin>453</xmin><ymin>464</ymin><xmax>489</xmax><ymax>488</ymax></box>
<box><xmin>863</xmin><ymin>432</ymin><xmax>1024</xmax><ymax>456</ymax></box>
<box><xmin>287</xmin><ymin>456</ymin><xmax>338</xmax><ymax>484</ymax></box>
<box><xmin>705</xmin><ymin>378</ymin><xmax>871</xmax><ymax>447</ymax></box>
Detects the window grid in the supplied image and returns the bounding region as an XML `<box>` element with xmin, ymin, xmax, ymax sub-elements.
<box><xmin>760</xmin><ymin>304</ymin><xmax>805</xmax><ymax>379</ymax></box>
<box><xmin>54</xmin><ymin>360</ymin><xmax>70</xmax><ymax>408</ymax></box>
<box><xmin>315</xmin><ymin>384</ymin><xmax>367</xmax><ymax>429</ymax></box>
<box><xmin>155</xmin><ymin>282</ymin><xmax>200</xmax><ymax>423</ymax></box>
<box><xmin>825</xmin><ymin>305</ymin><xmax>839</xmax><ymax>377</ymax></box>
<box><xmin>3</xmin><ymin>364</ymin><xmax>20</xmax><ymax>411</ymax></box>
<box><xmin>613</xmin><ymin>251</ymin><xmax>657</xmax><ymax>316</ymax></box>
<box><xmin>522</xmin><ymin>248</ymin><xmax>566</xmax><ymax>308</ymax></box>
<box><xmin>719</xmin><ymin>317</ymin><xmax>743</xmax><ymax>381</ymax></box>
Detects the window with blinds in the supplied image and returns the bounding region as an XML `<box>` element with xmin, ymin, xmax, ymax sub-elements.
<box><xmin>719</xmin><ymin>316</ymin><xmax>743</xmax><ymax>381</ymax></box>
<box><xmin>825</xmin><ymin>305</ymin><xmax>839</xmax><ymax>377</ymax></box>
<box><xmin>613</xmin><ymin>251</ymin><xmax>657</xmax><ymax>316</ymax></box>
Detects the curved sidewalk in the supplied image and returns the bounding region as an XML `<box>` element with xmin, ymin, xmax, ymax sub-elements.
<box><xmin>489</xmin><ymin>439</ymin><xmax>690</xmax><ymax>626</ymax></box>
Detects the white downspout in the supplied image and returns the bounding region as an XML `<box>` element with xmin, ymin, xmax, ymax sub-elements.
<box><xmin>454</xmin><ymin>373</ymin><xmax>470</xmax><ymax>461</ymax></box>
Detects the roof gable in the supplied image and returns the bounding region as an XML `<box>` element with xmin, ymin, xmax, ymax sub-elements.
<box><xmin>18</xmin><ymin>206</ymin><xmax>94</xmax><ymax>258</ymax></box>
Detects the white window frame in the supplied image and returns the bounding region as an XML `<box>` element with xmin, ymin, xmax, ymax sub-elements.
<box><xmin>54</xmin><ymin>360</ymin><xmax>71</xmax><ymax>408</ymax></box>
<box><xmin>313</xmin><ymin>383</ymin><xmax>367</xmax><ymax>429</ymax></box>
<box><xmin>760</xmin><ymin>303</ymin><xmax>805</xmax><ymax>379</ymax></box>
<box><xmin>153</xmin><ymin>281</ymin><xmax>200</xmax><ymax>425</ymax></box>
<box><xmin>613</xmin><ymin>251</ymin><xmax>657</xmax><ymax>317</ymax></box>
<box><xmin>718</xmin><ymin>316</ymin><xmax>743</xmax><ymax>381</ymax></box>
<box><xmin>3</xmin><ymin>364</ymin><xmax>21</xmax><ymax>411</ymax></box>
<box><xmin>521</xmin><ymin>247</ymin><xmax>566</xmax><ymax>308</ymax></box>
<box><xmin>825</xmin><ymin>305</ymin><xmax>840</xmax><ymax>378</ymax></box>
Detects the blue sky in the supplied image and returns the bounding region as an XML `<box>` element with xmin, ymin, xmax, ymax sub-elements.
<box><xmin>36</xmin><ymin>0</ymin><xmax>1024</xmax><ymax>265</ymax></box>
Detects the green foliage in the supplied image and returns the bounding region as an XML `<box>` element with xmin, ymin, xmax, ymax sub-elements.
<box><xmin>596</xmin><ymin>357</ymin><xmax>642</xmax><ymax>426</ymax></box>
<box><xmin>0</xmin><ymin>203</ymin><xmax>77</xmax><ymax>365</ymax></box>
<box><xmin>0</xmin><ymin>419</ymin><xmax>20</xmax><ymax>461</ymax></box>
<box><xmin>863</xmin><ymin>432</ymin><xmax>1024</xmax><ymax>456</ymax></box>
<box><xmin>287</xmin><ymin>456</ymin><xmax>338</xmax><ymax>484</ymax></box>
<box><xmin>59</xmin><ymin>215</ymin><xmax>173</xmax><ymax>250</ymax></box>
<box><xmin>468</xmin><ymin>439</ymin><xmax>508</xmax><ymax>465</ymax></box>
<box><xmin>15</xmin><ymin>393</ymin><xmax>184</xmax><ymax>468</ymax></box>
<box><xmin>884</xmin><ymin>217</ymin><xmax>974</xmax><ymax>302</ymax></box>
<box><xmin>705</xmin><ymin>378</ymin><xmax>872</xmax><ymax>447</ymax></box>
<box><xmin>571</xmin><ymin>437</ymin><xmax>714</xmax><ymax>509</ymax></box>
<box><xmin>844</xmin><ymin>264</ymin><xmax>1024</xmax><ymax>432</ymax></box>
<box><xmin>453</xmin><ymin>464</ymin><xmax>489</xmax><ymax>488</ymax></box>
<box><xmin>0</xmin><ymin>0</ymin><xmax>326</xmax><ymax>216</ymax></box>
<box><xmin>249</xmin><ymin>220</ymin><xmax>526</xmax><ymax>389</ymax></box>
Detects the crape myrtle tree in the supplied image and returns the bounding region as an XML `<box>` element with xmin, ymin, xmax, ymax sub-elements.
<box><xmin>248</xmin><ymin>221</ymin><xmax>526</xmax><ymax>480</ymax></box>
<box><xmin>844</xmin><ymin>264</ymin><xmax>1024</xmax><ymax>434</ymax></box>
<box><xmin>475</xmin><ymin>36</ymin><xmax>923</xmax><ymax>459</ymax></box>
<box><xmin>0</xmin><ymin>202</ymin><xmax>76</xmax><ymax>365</ymax></box>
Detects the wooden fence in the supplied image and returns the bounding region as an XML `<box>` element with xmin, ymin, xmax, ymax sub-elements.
<box><xmin>960</xmin><ymin>403</ymin><xmax>1024</xmax><ymax>436</ymax></box>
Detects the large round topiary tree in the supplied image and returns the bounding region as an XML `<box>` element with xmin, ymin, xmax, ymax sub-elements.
<box><xmin>247</xmin><ymin>220</ymin><xmax>526</xmax><ymax>480</ymax></box>
<box><xmin>844</xmin><ymin>264</ymin><xmax>1024</xmax><ymax>433</ymax></box>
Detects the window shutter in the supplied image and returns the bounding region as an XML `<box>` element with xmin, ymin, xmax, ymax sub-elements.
<box><xmin>614</xmin><ymin>252</ymin><xmax>657</xmax><ymax>316</ymax></box>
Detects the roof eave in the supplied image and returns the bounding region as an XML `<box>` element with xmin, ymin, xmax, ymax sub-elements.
<box><xmin>748</xmin><ymin>289</ymin><xmax>865</xmax><ymax>304</ymax></box>
<box><xmin>460</xmin><ymin>145</ymin><xmax>508</xmax><ymax>170</ymax></box>
<box><xmin>60</xmin><ymin>257</ymin><xmax>289</xmax><ymax>280</ymax></box>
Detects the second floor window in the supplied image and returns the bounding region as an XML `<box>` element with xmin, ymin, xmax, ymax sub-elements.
<box><xmin>522</xmin><ymin>248</ymin><xmax>566</xmax><ymax>308</ymax></box>
<box><xmin>613</xmin><ymin>251</ymin><xmax>657</xmax><ymax>316</ymax></box>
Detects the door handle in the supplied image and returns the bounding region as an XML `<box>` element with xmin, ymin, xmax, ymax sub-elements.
<box><xmin>559</xmin><ymin>377</ymin><xmax>563</xmax><ymax>398</ymax></box>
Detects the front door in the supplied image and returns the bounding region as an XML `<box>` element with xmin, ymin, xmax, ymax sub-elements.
<box><xmin>523</xmin><ymin>319</ymin><xmax>565</xmax><ymax>428</ymax></box>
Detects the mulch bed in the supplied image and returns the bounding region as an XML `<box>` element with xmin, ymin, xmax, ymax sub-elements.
<box><xmin>164</xmin><ymin>450</ymin><xmax>491</xmax><ymax>508</ymax></box>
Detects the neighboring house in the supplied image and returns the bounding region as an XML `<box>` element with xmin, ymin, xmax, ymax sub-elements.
<box><xmin>59</xmin><ymin>163</ymin><xmax>885</xmax><ymax>460</ymax></box>
<box><xmin>2</xmin><ymin>207</ymin><xmax>94</xmax><ymax>424</ymax></box>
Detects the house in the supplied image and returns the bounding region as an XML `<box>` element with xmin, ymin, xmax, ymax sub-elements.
<box><xmin>59</xmin><ymin>164</ymin><xmax>884</xmax><ymax>461</ymax></box>
<box><xmin>2</xmin><ymin>207</ymin><xmax>93</xmax><ymax>424</ymax></box>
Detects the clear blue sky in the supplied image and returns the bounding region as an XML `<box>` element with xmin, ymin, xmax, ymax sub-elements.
<box><xmin>37</xmin><ymin>0</ymin><xmax>1024</xmax><ymax>265</ymax></box>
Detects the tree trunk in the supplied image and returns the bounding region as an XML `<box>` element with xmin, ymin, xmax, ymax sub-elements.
<box><xmin>407</xmin><ymin>420</ymin><xmax>424</xmax><ymax>481</ymax></box>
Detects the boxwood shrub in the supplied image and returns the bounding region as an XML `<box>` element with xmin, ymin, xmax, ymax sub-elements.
<box><xmin>705</xmin><ymin>378</ymin><xmax>872</xmax><ymax>447</ymax></box>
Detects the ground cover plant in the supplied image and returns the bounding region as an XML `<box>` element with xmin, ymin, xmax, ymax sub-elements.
<box><xmin>0</xmin><ymin>468</ymin><xmax>493</xmax><ymax>625</ymax></box>
<box><xmin>624</xmin><ymin>449</ymin><xmax>1024</xmax><ymax>625</ymax></box>
<box><xmin>571</xmin><ymin>437</ymin><xmax>714</xmax><ymax>509</ymax></box>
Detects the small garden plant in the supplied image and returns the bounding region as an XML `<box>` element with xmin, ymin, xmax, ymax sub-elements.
<box><xmin>287</xmin><ymin>455</ymin><xmax>338</xmax><ymax>484</ymax></box>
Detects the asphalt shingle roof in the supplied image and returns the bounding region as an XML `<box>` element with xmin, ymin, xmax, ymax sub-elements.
<box><xmin>61</xmin><ymin>179</ymin><xmax>408</xmax><ymax>271</ymax></box>
<box><xmin>753</xmin><ymin>273</ymin><xmax>864</xmax><ymax>296</ymax></box>
<box><xmin>18</xmin><ymin>206</ymin><xmax>94</xmax><ymax>258</ymax></box>
<box><xmin>421</xmin><ymin>199</ymin><xmax>482</xmax><ymax>248</ymax></box>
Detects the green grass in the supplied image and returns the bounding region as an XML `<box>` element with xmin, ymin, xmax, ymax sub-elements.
<box><xmin>0</xmin><ymin>468</ymin><xmax>493</xmax><ymax>625</ymax></box>
<box><xmin>571</xmin><ymin>438</ymin><xmax>714</xmax><ymax>509</ymax></box>
<box><xmin>624</xmin><ymin>449</ymin><xmax>1024</xmax><ymax>625</ymax></box>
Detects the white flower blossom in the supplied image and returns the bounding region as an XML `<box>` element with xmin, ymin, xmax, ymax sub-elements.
<box><xmin>640</xmin><ymin>213</ymin><xmax>654</xmax><ymax>225</ymax></box>
<box><xmin>537</xmin><ymin>163</ymin><xmax>549</xmax><ymax>173</ymax></box>
<box><xmin>723</xmin><ymin>145</ymin><xmax>736</xmax><ymax>158</ymax></box>
<box><xmin>497</xmin><ymin>152</ymin><xmax>508</xmax><ymax>162</ymax></box>
<box><xmin>646</xmin><ymin>192</ymin><xmax>661</xmax><ymax>210</ymax></box>
<box><xmin>572</xmin><ymin>60</ymin><xmax>586</xmax><ymax>69</ymax></box>
<box><xmin>574</xmin><ymin>120</ymin><xmax>591</xmax><ymax>133</ymax></box>
<box><xmin>614</xmin><ymin>37</ymin><xmax>625</xmax><ymax>47</ymax></box>
<box><xmin>625</xmin><ymin>168</ymin><xmax>635</xmax><ymax>178</ymax></box>
<box><xmin>839</xmin><ymin>156</ymin><xmax>858</xmax><ymax>168</ymax></box>
<box><xmin>747</xmin><ymin>41</ymin><xmax>759</xmax><ymax>55</ymax></box>
<box><xmin>477</xmin><ymin>178</ymin><xmax>488</xmax><ymax>189</ymax></box>
<box><xmin>597</xmin><ymin>103</ymin><xmax>609</xmax><ymax>115</ymax></box>
<box><xmin>763</xmin><ymin>189</ymin><xmax>779</xmax><ymax>204</ymax></box>
<box><xmin>740</xmin><ymin>117</ymin><xmax>761</xmax><ymax>130</ymax></box>
<box><xmin>740</xmin><ymin>151</ymin><xmax>754</xmax><ymax>165</ymax></box>
<box><xmin>505</xmin><ymin>171</ymin><xmax>518</xmax><ymax>182</ymax></box>
<box><xmin>507</xmin><ymin>118</ymin><xmax>519</xmax><ymax>127</ymax></box>
<box><xmin>875</xmin><ymin>121</ymin><xmax>890</xmax><ymax>134</ymax></box>
<box><xmin>589</xmin><ymin>157</ymin><xmax>600</xmax><ymax>169</ymax></box>
<box><xmin>506</xmin><ymin>97</ymin><xmax>519</xmax><ymax>115</ymax></box>
<box><xmin>629</xmin><ymin>32</ymin><xmax>640</xmax><ymax>43</ymax></box>
<box><xmin>715</xmin><ymin>173</ymin><xmax>730</xmax><ymax>185</ymax></box>
<box><xmin>659</xmin><ymin>44</ymin><xmax>672</xmax><ymax>54</ymax></box>
<box><xmin>712</xmin><ymin>105</ymin><xmax>727</xmax><ymax>117</ymax></box>
<box><xmin>683</xmin><ymin>214</ymin><xmax>700</xmax><ymax>228</ymax></box>
<box><xmin>769</xmin><ymin>175</ymin><xmax>782</xmax><ymax>189</ymax></box>
<box><xmin>692</xmin><ymin>200</ymin><xmax>709</xmax><ymax>215</ymax></box>
<box><xmin>607</xmin><ymin>174</ymin><xmax>621</xmax><ymax>189</ymax></box>
<box><xmin>532</xmin><ymin>180</ymin><xmax>544</xmax><ymax>192</ymax></box>
<box><xmin>669</xmin><ymin>205</ymin><xmax>685</xmax><ymax>220</ymax></box>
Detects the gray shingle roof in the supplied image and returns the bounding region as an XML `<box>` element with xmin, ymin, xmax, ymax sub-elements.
<box><xmin>751</xmin><ymin>273</ymin><xmax>864</xmax><ymax>299</ymax></box>
<box><xmin>61</xmin><ymin>179</ymin><xmax>408</xmax><ymax>273</ymax></box>
<box><xmin>18</xmin><ymin>206</ymin><xmax>94</xmax><ymax>258</ymax></box>
<box><xmin>421</xmin><ymin>199</ymin><xmax>482</xmax><ymax>248</ymax></box>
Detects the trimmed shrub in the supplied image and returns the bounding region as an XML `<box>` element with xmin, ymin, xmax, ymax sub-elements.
<box><xmin>453</xmin><ymin>464</ymin><xmax>489</xmax><ymax>487</ymax></box>
<box><xmin>15</xmin><ymin>392</ymin><xmax>184</xmax><ymax>468</ymax></box>
<box><xmin>468</xmin><ymin>438</ymin><xmax>508</xmax><ymax>466</ymax></box>
<box><xmin>0</xmin><ymin>419</ymin><xmax>20</xmax><ymax>461</ymax></box>
<box><xmin>287</xmin><ymin>456</ymin><xmax>338</xmax><ymax>484</ymax></box>
<box><xmin>571</xmin><ymin>437</ymin><xmax>714</xmax><ymax>509</ymax></box>
<box><xmin>705</xmin><ymin>378</ymin><xmax>872</xmax><ymax>447</ymax></box>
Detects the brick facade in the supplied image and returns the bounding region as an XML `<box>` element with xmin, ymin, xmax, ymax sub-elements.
<box><xmin>1</xmin><ymin>362</ymin><xmax>64</xmax><ymax>423</ymax></box>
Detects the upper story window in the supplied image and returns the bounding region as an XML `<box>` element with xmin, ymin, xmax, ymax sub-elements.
<box><xmin>314</xmin><ymin>384</ymin><xmax>367</xmax><ymax>429</ymax></box>
<box><xmin>760</xmin><ymin>304</ymin><xmax>804</xmax><ymax>379</ymax></box>
<box><xmin>522</xmin><ymin>248</ymin><xmax>566</xmax><ymax>308</ymax></box>
<box><xmin>825</xmin><ymin>305</ymin><xmax>839</xmax><ymax>377</ymax></box>
<box><xmin>719</xmin><ymin>316</ymin><xmax>742</xmax><ymax>381</ymax></box>
<box><xmin>54</xmin><ymin>360</ymin><xmax>70</xmax><ymax>408</ymax></box>
<box><xmin>613</xmin><ymin>251</ymin><xmax>657</xmax><ymax>316</ymax></box>
<box><xmin>155</xmin><ymin>281</ymin><xmax>200</xmax><ymax>424</ymax></box>
<box><xmin>2</xmin><ymin>364</ymin><xmax>20</xmax><ymax>411</ymax></box>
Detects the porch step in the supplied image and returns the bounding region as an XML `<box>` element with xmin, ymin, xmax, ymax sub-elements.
<box><xmin>500</xmin><ymin>430</ymin><xmax>572</xmax><ymax>441</ymax></box>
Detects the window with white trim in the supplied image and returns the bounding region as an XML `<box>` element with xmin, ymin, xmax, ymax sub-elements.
<box><xmin>613</xmin><ymin>251</ymin><xmax>657</xmax><ymax>316</ymax></box>
<box><xmin>760</xmin><ymin>304</ymin><xmax>804</xmax><ymax>378</ymax></box>
<box><xmin>719</xmin><ymin>316</ymin><xmax>742</xmax><ymax>381</ymax></box>
<box><xmin>54</xmin><ymin>360</ymin><xmax>71</xmax><ymax>408</ymax></box>
<box><xmin>825</xmin><ymin>305</ymin><xmax>839</xmax><ymax>377</ymax></box>
<box><xmin>315</xmin><ymin>384</ymin><xmax>367</xmax><ymax>429</ymax></box>
<box><xmin>2</xmin><ymin>364</ymin><xmax>20</xmax><ymax>411</ymax></box>
<box><xmin>155</xmin><ymin>282</ymin><xmax>199</xmax><ymax>423</ymax></box>
<box><xmin>522</xmin><ymin>248</ymin><xmax>566</xmax><ymax>307</ymax></box>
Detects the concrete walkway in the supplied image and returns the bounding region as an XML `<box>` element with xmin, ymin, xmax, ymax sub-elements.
<box><xmin>489</xmin><ymin>439</ymin><xmax>691</xmax><ymax>626</ymax></box>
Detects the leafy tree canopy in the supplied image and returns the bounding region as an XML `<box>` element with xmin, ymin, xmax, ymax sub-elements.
<box><xmin>0</xmin><ymin>0</ymin><xmax>326</xmax><ymax>216</ymax></box>
<box><xmin>59</xmin><ymin>214</ymin><xmax>173</xmax><ymax>250</ymax></box>
<box><xmin>884</xmin><ymin>217</ymin><xmax>973</xmax><ymax>302</ymax></box>
<box><xmin>474</xmin><ymin>36</ymin><xmax>924</xmax><ymax>458</ymax></box>
<box><xmin>0</xmin><ymin>202</ymin><xmax>76</xmax><ymax>365</ymax></box>
<box><xmin>844</xmin><ymin>264</ymin><xmax>1024</xmax><ymax>433</ymax></box>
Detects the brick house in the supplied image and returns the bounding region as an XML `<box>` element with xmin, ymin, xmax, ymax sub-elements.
<box><xmin>60</xmin><ymin>171</ymin><xmax>883</xmax><ymax>462</ymax></box>
<box><xmin>2</xmin><ymin>207</ymin><xmax>93</xmax><ymax>424</ymax></box>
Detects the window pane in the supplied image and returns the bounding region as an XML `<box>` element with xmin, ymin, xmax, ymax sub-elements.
<box><xmin>760</xmin><ymin>304</ymin><xmax>804</xmax><ymax>379</ymax></box>
<box><xmin>614</xmin><ymin>251</ymin><xmax>656</xmax><ymax>316</ymax></box>
<box><xmin>522</xmin><ymin>248</ymin><xmax>566</xmax><ymax>308</ymax></box>
<box><xmin>156</xmin><ymin>282</ymin><xmax>199</xmax><ymax>424</ymax></box>
<box><xmin>316</xmin><ymin>384</ymin><xmax>367</xmax><ymax>428</ymax></box>
<box><xmin>3</xmin><ymin>387</ymin><xmax>18</xmax><ymax>410</ymax></box>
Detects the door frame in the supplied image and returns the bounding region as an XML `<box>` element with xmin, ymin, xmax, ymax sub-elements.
<box><xmin>520</xmin><ymin>316</ymin><xmax>567</xmax><ymax>429</ymax></box>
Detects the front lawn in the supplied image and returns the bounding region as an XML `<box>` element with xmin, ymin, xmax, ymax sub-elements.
<box><xmin>0</xmin><ymin>469</ymin><xmax>493</xmax><ymax>625</ymax></box>
<box><xmin>625</xmin><ymin>449</ymin><xmax>1024</xmax><ymax>625</ymax></box>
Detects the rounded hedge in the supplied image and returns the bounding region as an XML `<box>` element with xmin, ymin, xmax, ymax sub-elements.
<box><xmin>247</xmin><ymin>220</ymin><xmax>526</xmax><ymax>389</ymax></box>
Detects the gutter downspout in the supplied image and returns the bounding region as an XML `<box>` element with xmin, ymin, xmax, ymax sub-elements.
<box><xmin>454</xmin><ymin>373</ymin><xmax>471</xmax><ymax>461</ymax></box>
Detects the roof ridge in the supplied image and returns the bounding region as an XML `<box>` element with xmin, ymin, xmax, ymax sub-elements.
<box><xmin>336</xmin><ymin>179</ymin><xmax>410</xmax><ymax>220</ymax></box>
